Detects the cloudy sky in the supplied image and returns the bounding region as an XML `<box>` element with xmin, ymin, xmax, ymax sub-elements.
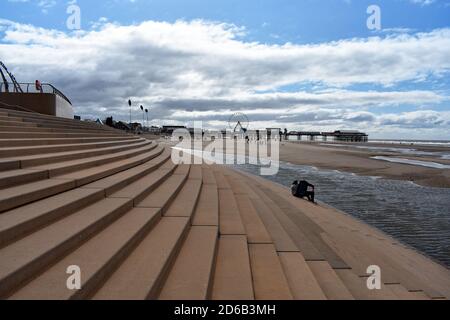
<box><xmin>1</xmin><ymin>0</ymin><xmax>450</xmax><ymax>139</ymax></box>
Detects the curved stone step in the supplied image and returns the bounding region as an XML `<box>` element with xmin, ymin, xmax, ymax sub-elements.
<box><xmin>279</xmin><ymin>252</ymin><xmax>327</xmax><ymax>300</ymax></box>
<box><xmin>0</xmin><ymin>136</ymin><xmax>139</xmax><ymax>148</ymax></box>
<box><xmin>9</xmin><ymin>207</ymin><xmax>161</xmax><ymax>300</ymax></box>
<box><xmin>192</xmin><ymin>184</ymin><xmax>219</xmax><ymax>227</ymax></box>
<box><xmin>0</xmin><ymin>121</ymin><xmax>36</xmax><ymax>127</ymax></box>
<box><xmin>306</xmin><ymin>261</ymin><xmax>354</xmax><ymax>300</ymax></box>
<box><xmin>249</xmin><ymin>243</ymin><xmax>294</xmax><ymax>300</ymax></box>
<box><xmin>0</xmin><ymin>188</ymin><xmax>105</xmax><ymax>248</ymax></box>
<box><xmin>0</xmin><ymin>132</ymin><xmax>124</xmax><ymax>139</ymax></box>
<box><xmin>80</xmin><ymin>147</ymin><xmax>169</xmax><ymax>195</ymax></box>
<box><xmin>334</xmin><ymin>269</ymin><xmax>401</xmax><ymax>300</ymax></box>
<box><xmin>0</xmin><ymin>145</ymin><xmax>159</xmax><ymax>212</ymax></box>
<box><xmin>136</xmin><ymin>172</ymin><xmax>189</xmax><ymax>213</ymax></box>
<box><xmin>0</xmin><ymin>138</ymin><xmax>142</xmax><ymax>158</ymax></box>
<box><xmin>54</xmin><ymin>145</ymin><xmax>165</xmax><ymax>187</ymax></box>
<box><xmin>92</xmin><ymin>216</ymin><xmax>190</xmax><ymax>300</ymax></box>
<box><xmin>0</xmin><ymin>149</ymin><xmax>169</xmax><ymax>248</ymax></box>
<box><xmin>159</xmin><ymin>226</ymin><xmax>219</xmax><ymax>300</ymax></box>
<box><xmin>212</xmin><ymin>235</ymin><xmax>254</xmax><ymax>300</ymax></box>
<box><xmin>0</xmin><ymin>169</ymin><xmax>48</xmax><ymax>189</ymax></box>
<box><xmin>0</xmin><ymin>197</ymin><xmax>133</xmax><ymax>298</ymax></box>
<box><xmin>164</xmin><ymin>179</ymin><xmax>202</xmax><ymax>218</ymax></box>
<box><xmin>0</xmin><ymin>179</ymin><xmax>77</xmax><ymax>213</ymax></box>
<box><xmin>4</xmin><ymin>140</ymin><xmax>150</xmax><ymax>168</ymax></box>
<box><xmin>30</xmin><ymin>143</ymin><xmax>156</xmax><ymax>177</ymax></box>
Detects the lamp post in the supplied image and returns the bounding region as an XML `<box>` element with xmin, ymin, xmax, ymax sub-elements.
<box><xmin>128</xmin><ymin>99</ymin><xmax>132</xmax><ymax>124</ymax></box>
<box><xmin>145</xmin><ymin>109</ymin><xmax>148</xmax><ymax>129</ymax></box>
<box><xmin>140</xmin><ymin>105</ymin><xmax>144</xmax><ymax>129</ymax></box>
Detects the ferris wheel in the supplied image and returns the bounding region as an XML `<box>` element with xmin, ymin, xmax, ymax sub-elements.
<box><xmin>228</xmin><ymin>112</ymin><xmax>250</xmax><ymax>133</ymax></box>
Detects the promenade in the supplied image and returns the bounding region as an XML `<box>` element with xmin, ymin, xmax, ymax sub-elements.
<box><xmin>0</xmin><ymin>107</ymin><xmax>449</xmax><ymax>300</ymax></box>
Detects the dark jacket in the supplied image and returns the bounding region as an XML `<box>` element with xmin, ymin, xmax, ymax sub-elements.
<box><xmin>292</xmin><ymin>180</ymin><xmax>314</xmax><ymax>197</ymax></box>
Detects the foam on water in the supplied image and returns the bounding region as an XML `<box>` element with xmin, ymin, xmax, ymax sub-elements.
<box><xmin>232</xmin><ymin>161</ymin><xmax>450</xmax><ymax>268</ymax></box>
<box><xmin>321</xmin><ymin>143</ymin><xmax>450</xmax><ymax>159</ymax></box>
<box><xmin>372</xmin><ymin>156</ymin><xmax>450</xmax><ymax>169</ymax></box>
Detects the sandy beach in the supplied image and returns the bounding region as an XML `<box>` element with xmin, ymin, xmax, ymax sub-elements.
<box><xmin>276</xmin><ymin>142</ymin><xmax>450</xmax><ymax>188</ymax></box>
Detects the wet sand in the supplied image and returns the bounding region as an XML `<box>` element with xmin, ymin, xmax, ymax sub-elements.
<box><xmin>278</xmin><ymin>142</ymin><xmax>450</xmax><ymax>188</ymax></box>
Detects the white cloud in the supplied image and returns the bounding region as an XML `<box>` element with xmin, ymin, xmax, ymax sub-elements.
<box><xmin>0</xmin><ymin>19</ymin><xmax>449</xmax><ymax>138</ymax></box>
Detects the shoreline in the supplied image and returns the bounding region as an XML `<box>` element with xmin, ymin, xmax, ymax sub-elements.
<box><xmin>227</xmin><ymin>165</ymin><xmax>450</xmax><ymax>277</ymax></box>
<box><xmin>279</xmin><ymin>141</ymin><xmax>450</xmax><ymax>188</ymax></box>
<box><xmin>232</xmin><ymin>165</ymin><xmax>450</xmax><ymax>271</ymax></box>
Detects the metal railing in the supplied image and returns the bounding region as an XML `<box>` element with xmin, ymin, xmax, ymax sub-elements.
<box><xmin>0</xmin><ymin>82</ymin><xmax>72</xmax><ymax>105</ymax></box>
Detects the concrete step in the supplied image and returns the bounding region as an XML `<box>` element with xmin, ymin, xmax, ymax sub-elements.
<box><xmin>159</xmin><ymin>226</ymin><xmax>219</xmax><ymax>300</ymax></box>
<box><xmin>30</xmin><ymin>143</ymin><xmax>156</xmax><ymax>177</ymax></box>
<box><xmin>136</xmin><ymin>173</ymin><xmax>189</xmax><ymax>213</ymax></box>
<box><xmin>9</xmin><ymin>207</ymin><xmax>161</xmax><ymax>300</ymax></box>
<box><xmin>188</xmin><ymin>165</ymin><xmax>202</xmax><ymax>180</ymax></box>
<box><xmin>0</xmin><ymin>169</ymin><xmax>48</xmax><ymax>189</ymax></box>
<box><xmin>0</xmin><ymin>179</ymin><xmax>77</xmax><ymax>213</ymax></box>
<box><xmin>0</xmin><ymin>116</ymin><xmax>24</xmax><ymax>122</ymax></box>
<box><xmin>202</xmin><ymin>165</ymin><xmax>217</xmax><ymax>185</ymax></box>
<box><xmin>249</xmin><ymin>244</ymin><xmax>293</xmax><ymax>300</ymax></box>
<box><xmin>212</xmin><ymin>235</ymin><xmax>254</xmax><ymax>300</ymax></box>
<box><xmin>92</xmin><ymin>216</ymin><xmax>190</xmax><ymax>300</ymax></box>
<box><xmin>0</xmin><ymin>146</ymin><xmax>163</xmax><ymax>212</ymax></box>
<box><xmin>110</xmin><ymin>165</ymin><xmax>178</xmax><ymax>207</ymax></box>
<box><xmin>0</xmin><ymin>136</ymin><xmax>139</xmax><ymax>148</ymax></box>
<box><xmin>57</xmin><ymin>146</ymin><xmax>166</xmax><ymax>188</ymax></box>
<box><xmin>258</xmin><ymin>186</ymin><xmax>349</xmax><ymax>269</ymax></box>
<box><xmin>321</xmin><ymin>224</ymin><xmax>447</xmax><ymax>298</ymax></box>
<box><xmin>0</xmin><ymin>139</ymin><xmax>142</xmax><ymax>157</ymax></box>
<box><xmin>253</xmin><ymin>187</ymin><xmax>324</xmax><ymax>260</ymax></box>
<box><xmin>4</xmin><ymin>140</ymin><xmax>151</xmax><ymax>168</ymax></box>
<box><xmin>250</xmin><ymin>198</ymin><xmax>299</xmax><ymax>253</ymax></box>
<box><xmin>334</xmin><ymin>269</ymin><xmax>400</xmax><ymax>300</ymax></box>
<box><xmin>0</xmin><ymin>120</ymin><xmax>36</xmax><ymax>127</ymax></box>
<box><xmin>0</xmin><ymin>124</ymin><xmax>115</xmax><ymax>134</ymax></box>
<box><xmin>234</xmin><ymin>194</ymin><xmax>272</xmax><ymax>244</ymax></box>
<box><xmin>307</xmin><ymin>261</ymin><xmax>354</xmax><ymax>300</ymax></box>
<box><xmin>4</xmin><ymin>111</ymin><xmax>117</xmax><ymax>132</ymax></box>
<box><xmin>80</xmin><ymin>147</ymin><xmax>168</xmax><ymax>195</ymax></box>
<box><xmin>218</xmin><ymin>189</ymin><xmax>246</xmax><ymax>235</ymax></box>
<box><xmin>386</xmin><ymin>284</ymin><xmax>431</xmax><ymax>300</ymax></box>
<box><xmin>213</xmin><ymin>169</ymin><xmax>232</xmax><ymax>190</ymax></box>
<box><xmin>33</xmin><ymin>123</ymin><xmax>118</xmax><ymax>132</ymax></box>
<box><xmin>192</xmin><ymin>184</ymin><xmax>219</xmax><ymax>227</ymax></box>
<box><xmin>279</xmin><ymin>252</ymin><xmax>327</xmax><ymax>300</ymax></box>
<box><xmin>0</xmin><ymin>126</ymin><xmax>53</xmax><ymax>133</ymax></box>
<box><xmin>164</xmin><ymin>179</ymin><xmax>202</xmax><ymax>218</ymax></box>
<box><xmin>0</xmin><ymin>197</ymin><xmax>132</xmax><ymax>298</ymax></box>
<box><xmin>0</xmin><ymin>188</ymin><xmax>105</xmax><ymax>248</ymax></box>
<box><xmin>0</xmin><ymin>132</ymin><xmax>124</xmax><ymax>139</ymax></box>
<box><xmin>0</xmin><ymin>144</ymin><xmax>157</xmax><ymax>190</ymax></box>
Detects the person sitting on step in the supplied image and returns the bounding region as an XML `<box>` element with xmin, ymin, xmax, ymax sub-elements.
<box><xmin>291</xmin><ymin>180</ymin><xmax>315</xmax><ymax>203</ymax></box>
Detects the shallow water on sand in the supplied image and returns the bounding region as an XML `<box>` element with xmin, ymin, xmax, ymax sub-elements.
<box><xmin>232</xmin><ymin>161</ymin><xmax>450</xmax><ymax>268</ymax></box>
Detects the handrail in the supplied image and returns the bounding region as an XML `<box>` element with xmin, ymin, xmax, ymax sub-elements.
<box><xmin>0</xmin><ymin>82</ymin><xmax>72</xmax><ymax>105</ymax></box>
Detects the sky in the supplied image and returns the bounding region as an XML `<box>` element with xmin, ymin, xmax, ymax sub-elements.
<box><xmin>1</xmin><ymin>0</ymin><xmax>450</xmax><ymax>139</ymax></box>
